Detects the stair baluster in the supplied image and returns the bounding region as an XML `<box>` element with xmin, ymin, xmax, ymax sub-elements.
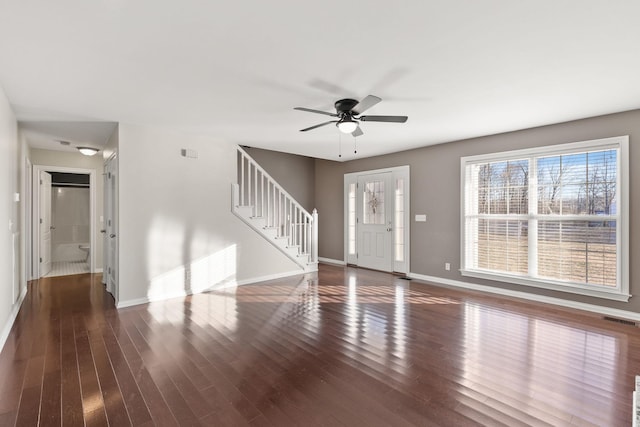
<box><xmin>232</xmin><ymin>147</ymin><xmax>318</xmax><ymax>271</ymax></box>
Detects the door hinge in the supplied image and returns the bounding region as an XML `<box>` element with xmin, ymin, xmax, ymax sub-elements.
<box><xmin>39</xmin><ymin>257</ymin><xmax>42</xmax><ymax>263</ymax></box>
<box><xmin>40</xmin><ymin>218</ymin><xmax>43</xmax><ymax>224</ymax></box>
<box><xmin>40</xmin><ymin>179</ymin><xmax>43</xmax><ymax>185</ymax></box>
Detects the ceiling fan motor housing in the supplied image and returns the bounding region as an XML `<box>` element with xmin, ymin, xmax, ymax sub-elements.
<box><xmin>334</xmin><ymin>98</ymin><xmax>359</xmax><ymax>114</ymax></box>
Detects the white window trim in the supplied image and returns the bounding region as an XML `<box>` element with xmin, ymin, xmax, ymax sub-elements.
<box><xmin>460</xmin><ymin>136</ymin><xmax>630</xmax><ymax>302</ymax></box>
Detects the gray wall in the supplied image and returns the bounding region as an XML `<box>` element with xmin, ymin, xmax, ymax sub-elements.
<box><xmin>244</xmin><ymin>147</ymin><xmax>316</xmax><ymax>212</ymax></box>
<box><xmin>315</xmin><ymin>109</ymin><xmax>640</xmax><ymax>313</ymax></box>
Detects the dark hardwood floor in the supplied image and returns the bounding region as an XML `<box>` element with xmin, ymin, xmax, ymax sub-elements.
<box><xmin>0</xmin><ymin>263</ymin><xmax>638</xmax><ymax>426</ymax></box>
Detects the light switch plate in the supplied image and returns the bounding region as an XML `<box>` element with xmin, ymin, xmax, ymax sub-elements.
<box><xmin>415</xmin><ymin>214</ymin><xmax>427</xmax><ymax>222</ymax></box>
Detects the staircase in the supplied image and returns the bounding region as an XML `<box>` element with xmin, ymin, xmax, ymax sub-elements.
<box><xmin>232</xmin><ymin>147</ymin><xmax>318</xmax><ymax>272</ymax></box>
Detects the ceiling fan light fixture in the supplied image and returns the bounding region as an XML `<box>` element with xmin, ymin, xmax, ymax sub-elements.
<box><xmin>337</xmin><ymin>119</ymin><xmax>358</xmax><ymax>134</ymax></box>
<box><xmin>77</xmin><ymin>146</ymin><xmax>99</xmax><ymax>156</ymax></box>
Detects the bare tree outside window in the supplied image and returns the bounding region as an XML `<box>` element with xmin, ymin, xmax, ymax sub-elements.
<box><xmin>467</xmin><ymin>147</ymin><xmax>619</xmax><ymax>288</ymax></box>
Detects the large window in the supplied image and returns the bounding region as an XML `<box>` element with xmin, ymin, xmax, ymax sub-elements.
<box><xmin>461</xmin><ymin>136</ymin><xmax>629</xmax><ymax>301</ymax></box>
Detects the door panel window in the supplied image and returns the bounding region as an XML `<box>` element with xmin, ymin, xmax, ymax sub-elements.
<box><xmin>363</xmin><ymin>181</ymin><xmax>385</xmax><ymax>225</ymax></box>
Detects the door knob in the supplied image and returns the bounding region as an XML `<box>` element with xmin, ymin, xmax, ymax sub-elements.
<box><xmin>50</xmin><ymin>226</ymin><xmax>55</xmax><ymax>230</ymax></box>
<box><xmin>110</xmin><ymin>234</ymin><xmax>116</xmax><ymax>238</ymax></box>
<box><xmin>100</xmin><ymin>229</ymin><xmax>106</xmax><ymax>233</ymax></box>
<box><xmin>387</xmin><ymin>228</ymin><xmax>392</xmax><ymax>232</ymax></box>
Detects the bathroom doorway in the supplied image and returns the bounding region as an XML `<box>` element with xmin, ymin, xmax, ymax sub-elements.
<box><xmin>32</xmin><ymin>166</ymin><xmax>97</xmax><ymax>278</ymax></box>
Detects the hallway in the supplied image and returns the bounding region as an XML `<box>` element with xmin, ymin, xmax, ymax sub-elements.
<box><xmin>0</xmin><ymin>264</ymin><xmax>636</xmax><ymax>426</ymax></box>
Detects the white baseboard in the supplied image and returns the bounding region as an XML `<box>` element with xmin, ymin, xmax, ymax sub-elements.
<box><xmin>116</xmin><ymin>269</ymin><xmax>308</xmax><ymax>309</ymax></box>
<box><xmin>0</xmin><ymin>285</ymin><xmax>28</xmax><ymax>353</ymax></box>
<box><xmin>93</xmin><ymin>268</ymin><xmax>103</xmax><ymax>273</ymax></box>
<box><xmin>318</xmin><ymin>257</ymin><xmax>346</xmax><ymax>266</ymax></box>
<box><xmin>234</xmin><ymin>269</ymin><xmax>312</xmax><ymax>286</ymax></box>
<box><xmin>117</xmin><ymin>297</ymin><xmax>151</xmax><ymax>309</ymax></box>
<box><xmin>409</xmin><ymin>272</ymin><xmax>640</xmax><ymax>322</ymax></box>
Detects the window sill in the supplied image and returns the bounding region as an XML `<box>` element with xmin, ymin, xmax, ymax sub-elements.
<box><xmin>460</xmin><ymin>269</ymin><xmax>631</xmax><ymax>302</ymax></box>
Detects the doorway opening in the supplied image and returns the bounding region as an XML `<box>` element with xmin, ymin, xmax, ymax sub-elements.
<box><xmin>31</xmin><ymin>166</ymin><xmax>97</xmax><ymax>279</ymax></box>
<box><xmin>344</xmin><ymin>166</ymin><xmax>410</xmax><ymax>274</ymax></box>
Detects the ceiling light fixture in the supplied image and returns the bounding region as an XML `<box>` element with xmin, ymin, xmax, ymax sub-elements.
<box><xmin>337</xmin><ymin>119</ymin><xmax>358</xmax><ymax>134</ymax></box>
<box><xmin>77</xmin><ymin>147</ymin><xmax>99</xmax><ymax>156</ymax></box>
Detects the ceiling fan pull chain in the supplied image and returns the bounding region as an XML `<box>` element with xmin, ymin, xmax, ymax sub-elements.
<box><xmin>338</xmin><ymin>133</ymin><xmax>342</xmax><ymax>158</ymax></box>
<box><xmin>353</xmin><ymin>135</ymin><xmax>357</xmax><ymax>154</ymax></box>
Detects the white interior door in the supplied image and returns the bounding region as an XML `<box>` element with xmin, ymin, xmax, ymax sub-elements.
<box><xmin>39</xmin><ymin>171</ymin><xmax>52</xmax><ymax>277</ymax></box>
<box><xmin>102</xmin><ymin>170</ymin><xmax>108</xmax><ymax>285</ymax></box>
<box><xmin>357</xmin><ymin>172</ymin><xmax>393</xmax><ymax>272</ymax></box>
<box><xmin>104</xmin><ymin>156</ymin><xmax>118</xmax><ymax>299</ymax></box>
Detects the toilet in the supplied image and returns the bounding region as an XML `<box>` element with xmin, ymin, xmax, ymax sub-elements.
<box><xmin>78</xmin><ymin>244</ymin><xmax>90</xmax><ymax>262</ymax></box>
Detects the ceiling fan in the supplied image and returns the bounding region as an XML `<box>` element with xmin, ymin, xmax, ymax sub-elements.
<box><xmin>294</xmin><ymin>95</ymin><xmax>408</xmax><ymax>137</ymax></box>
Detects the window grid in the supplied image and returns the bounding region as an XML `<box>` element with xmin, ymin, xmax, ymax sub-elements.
<box><xmin>463</xmin><ymin>140</ymin><xmax>623</xmax><ymax>296</ymax></box>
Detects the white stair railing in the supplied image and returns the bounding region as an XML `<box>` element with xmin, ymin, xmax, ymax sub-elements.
<box><xmin>236</xmin><ymin>147</ymin><xmax>318</xmax><ymax>265</ymax></box>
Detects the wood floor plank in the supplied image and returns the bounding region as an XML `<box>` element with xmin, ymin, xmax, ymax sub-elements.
<box><xmin>73</xmin><ymin>314</ymin><xmax>108</xmax><ymax>426</ymax></box>
<box><xmin>60</xmin><ymin>303</ymin><xmax>84</xmax><ymax>427</ymax></box>
<box><xmin>99</xmin><ymin>325</ymin><xmax>154</xmax><ymax>426</ymax></box>
<box><xmin>0</xmin><ymin>265</ymin><xmax>638</xmax><ymax>426</ymax></box>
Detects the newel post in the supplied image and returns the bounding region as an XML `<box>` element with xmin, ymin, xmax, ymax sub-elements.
<box><xmin>312</xmin><ymin>208</ymin><xmax>318</xmax><ymax>263</ymax></box>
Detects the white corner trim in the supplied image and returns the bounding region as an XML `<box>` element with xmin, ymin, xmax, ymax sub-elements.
<box><xmin>0</xmin><ymin>285</ymin><xmax>28</xmax><ymax>353</ymax></box>
<box><xmin>116</xmin><ymin>297</ymin><xmax>151</xmax><ymax>309</ymax></box>
<box><xmin>318</xmin><ymin>257</ymin><xmax>346</xmax><ymax>266</ymax></box>
<box><xmin>409</xmin><ymin>272</ymin><xmax>640</xmax><ymax>322</ymax></box>
<box><xmin>116</xmin><ymin>269</ymin><xmax>309</xmax><ymax>309</ymax></box>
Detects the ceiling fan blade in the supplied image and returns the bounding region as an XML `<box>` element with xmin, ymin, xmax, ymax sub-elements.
<box><xmin>352</xmin><ymin>127</ymin><xmax>364</xmax><ymax>137</ymax></box>
<box><xmin>294</xmin><ymin>107</ymin><xmax>338</xmax><ymax>117</ymax></box>
<box><xmin>352</xmin><ymin>95</ymin><xmax>382</xmax><ymax>115</ymax></box>
<box><xmin>299</xmin><ymin>121</ymin><xmax>337</xmax><ymax>132</ymax></box>
<box><xmin>359</xmin><ymin>115</ymin><xmax>408</xmax><ymax>123</ymax></box>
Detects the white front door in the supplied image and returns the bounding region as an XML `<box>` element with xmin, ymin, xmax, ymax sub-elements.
<box><xmin>357</xmin><ymin>172</ymin><xmax>394</xmax><ymax>272</ymax></box>
<box><xmin>39</xmin><ymin>171</ymin><xmax>52</xmax><ymax>277</ymax></box>
<box><xmin>345</xmin><ymin>166</ymin><xmax>410</xmax><ymax>274</ymax></box>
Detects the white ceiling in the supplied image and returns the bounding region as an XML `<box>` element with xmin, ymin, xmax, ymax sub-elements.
<box><xmin>1</xmin><ymin>1</ymin><xmax>639</xmax><ymax>161</ymax></box>
<box><xmin>20</xmin><ymin>121</ymin><xmax>117</xmax><ymax>153</ymax></box>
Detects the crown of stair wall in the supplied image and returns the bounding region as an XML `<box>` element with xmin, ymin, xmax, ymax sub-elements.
<box><xmin>233</xmin><ymin>147</ymin><xmax>318</xmax><ymax>272</ymax></box>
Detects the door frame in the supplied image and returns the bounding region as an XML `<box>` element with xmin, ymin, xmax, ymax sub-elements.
<box><xmin>32</xmin><ymin>165</ymin><xmax>97</xmax><ymax>278</ymax></box>
<box><xmin>344</xmin><ymin>165</ymin><xmax>410</xmax><ymax>274</ymax></box>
